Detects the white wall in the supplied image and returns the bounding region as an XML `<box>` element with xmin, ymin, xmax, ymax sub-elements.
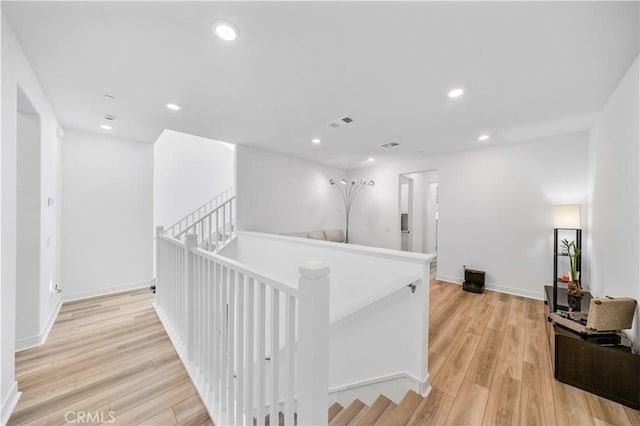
<box><xmin>349</xmin><ymin>133</ymin><xmax>589</xmax><ymax>299</ymax></box>
<box><xmin>154</xmin><ymin>130</ymin><xmax>235</xmax><ymax>228</ymax></box>
<box><xmin>235</xmin><ymin>146</ymin><xmax>346</xmax><ymax>234</ymax></box>
<box><xmin>1</xmin><ymin>14</ymin><xmax>62</xmax><ymax>422</ymax></box>
<box><xmin>588</xmin><ymin>56</ymin><xmax>639</xmax><ymax>346</ymax></box>
<box><xmin>61</xmin><ymin>129</ymin><xmax>154</xmax><ymax>300</ymax></box>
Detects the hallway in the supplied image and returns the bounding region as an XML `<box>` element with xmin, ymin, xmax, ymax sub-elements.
<box><xmin>8</xmin><ymin>289</ymin><xmax>211</xmax><ymax>425</ymax></box>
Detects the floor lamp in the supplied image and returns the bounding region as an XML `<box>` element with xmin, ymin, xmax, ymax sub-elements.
<box><xmin>329</xmin><ymin>178</ymin><xmax>375</xmax><ymax>243</ymax></box>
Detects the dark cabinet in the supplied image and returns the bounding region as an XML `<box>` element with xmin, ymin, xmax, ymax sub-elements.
<box><xmin>544</xmin><ymin>286</ymin><xmax>640</xmax><ymax>408</ymax></box>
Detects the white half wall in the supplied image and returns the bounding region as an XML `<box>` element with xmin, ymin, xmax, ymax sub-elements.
<box><xmin>235</xmin><ymin>145</ymin><xmax>346</xmax><ymax>234</ymax></box>
<box><xmin>588</xmin><ymin>56</ymin><xmax>639</xmax><ymax>347</ymax></box>
<box><xmin>2</xmin><ymin>13</ymin><xmax>62</xmax><ymax>419</ymax></box>
<box><xmin>61</xmin><ymin>129</ymin><xmax>154</xmax><ymax>300</ymax></box>
<box><xmin>348</xmin><ymin>133</ymin><xmax>589</xmax><ymax>299</ymax></box>
<box><xmin>154</xmin><ymin>129</ymin><xmax>235</xmax><ymax>228</ymax></box>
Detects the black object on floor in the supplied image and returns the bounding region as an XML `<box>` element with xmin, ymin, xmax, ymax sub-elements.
<box><xmin>463</xmin><ymin>268</ymin><xmax>485</xmax><ymax>294</ymax></box>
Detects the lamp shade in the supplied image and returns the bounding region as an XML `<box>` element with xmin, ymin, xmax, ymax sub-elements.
<box><xmin>554</xmin><ymin>205</ymin><xmax>581</xmax><ymax>229</ymax></box>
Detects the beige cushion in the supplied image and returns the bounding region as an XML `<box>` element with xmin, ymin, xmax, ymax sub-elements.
<box><xmin>323</xmin><ymin>229</ymin><xmax>346</xmax><ymax>243</ymax></box>
<box><xmin>587</xmin><ymin>297</ymin><xmax>637</xmax><ymax>331</ymax></box>
<box><xmin>283</xmin><ymin>232</ymin><xmax>310</xmax><ymax>238</ymax></box>
<box><xmin>307</xmin><ymin>230</ymin><xmax>326</xmax><ymax>240</ymax></box>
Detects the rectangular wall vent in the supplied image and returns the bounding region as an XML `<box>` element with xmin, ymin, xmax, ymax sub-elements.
<box><xmin>380</xmin><ymin>140</ymin><xmax>401</xmax><ymax>150</ymax></box>
<box><xmin>328</xmin><ymin>116</ymin><xmax>355</xmax><ymax>128</ymax></box>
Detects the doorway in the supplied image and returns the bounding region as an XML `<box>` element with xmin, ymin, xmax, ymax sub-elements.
<box><xmin>398</xmin><ymin>170</ymin><xmax>439</xmax><ymax>254</ymax></box>
<box><xmin>16</xmin><ymin>87</ymin><xmax>42</xmax><ymax>346</ymax></box>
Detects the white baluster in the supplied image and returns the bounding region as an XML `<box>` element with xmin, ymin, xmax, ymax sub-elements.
<box><xmin>216</xmin><ymin>209</ymin><xmax>220</xmax><ymax>250</ymax></box>
<box><xmin>228</xmin><ymin>270</ymin><xmax>236</xmax><ymax>425</ymax></box>
<box><xmin>185</xmin><ymin>234</ymin><xmax>197</xmax><ymax>361</ymax></box>
<box><xmin>270</xmin><ymin>288</ymin><xmax>280</xmax><ymax>426</ymax></box>
<box><xmin>284</xmin><ymin>294</ymin><xmax>295</xmax><ymax>426</ymax></box>
<box><xmin>246</xmin><ymin>277</ymin><xmax>255</xmax><ymax>425</ymax></box>
<box><xmin>256</xmin><ymin>282</ymin><xmax>266</xmax><ymax>426</ymax></box>
<box><xmin>220</xmin><ymin>266</ymin><xmax>228</xmax><ymax>418</ymax></box>
<box><xmin>236</xmin><ymin>273</ymin><xmax>245</xmax><ymax>424</ymax></box>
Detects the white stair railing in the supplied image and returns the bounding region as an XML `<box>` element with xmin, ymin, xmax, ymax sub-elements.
<box><xmin>165</xmin><ymin>186</ymin><xmax>234</xmax><ymax>241</ymax></box>
<box><xmin>154</xmin><ymin>227</ymin><xmax>329</xmax><ymax>426</ymax></box>
<box><xmin>173</xmin><ymin>196</ymin><xmax>236</xmax><ymax>251</ymax></box>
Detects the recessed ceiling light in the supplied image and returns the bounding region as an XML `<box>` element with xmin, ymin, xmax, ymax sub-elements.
<box><xmin>448</xmin><ymin>88</ymin><xmax>465</xmax><ymax>98</ymax></box>
<box><xmin>478</xmin><ymin>134</ymin><xmax>490</xmax><ymax>141</ymax></box>
<box><xmin>367</xmin><ymin>158</ymin><xmax>375</xmax><ymax>162</ymax></box>
<box><xmin>212</xmin><ymin>20</ymin><xmax>238</xmax><ymax>41</ymax></box>
<box><xmin>100</xmin><ymin>124</ymin><xmax>113</xmax><ymax>130</ymax></box>
<box><xmin>166</xmin><ymin>103</ymin><xmax>182</xmax><ymax>111</ymax></box>
<box><xmin>312</xmin><ymin>138</ymin><xmax>321</xmax><ymax>144</ymax></box>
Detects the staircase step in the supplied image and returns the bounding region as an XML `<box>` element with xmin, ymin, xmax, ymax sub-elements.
<box><xmin>330</xmin><ymin>399</ymin><xmax>367</xmax><ymax>426</ymax></box>
<box><xmin>329</xmin><ymin>402</ymin><xmax>344</xmax><ymax>423</ymax></box>
<box><xmin>373</xmin><ymin>401</ymin><xmax>398</xmax><ymax>425</ymax></box>
<box><xmin>355</xmin><ymin>395</ymin><xmax>393</xmax><ymax>425</ymax></box>
<box><xmin>348</xmin><ymin>404</ymin><xmax>369</xmax><ymax>425</ymax></box>
<box><xmin>382</xmin><ymin>390</ymin><xmax>423</xmax><ymax>425</ymax></box>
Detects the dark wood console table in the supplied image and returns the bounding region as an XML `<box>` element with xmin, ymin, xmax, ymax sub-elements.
<box><xmin>544</xmin><ymin>286</ymin><xmax>640</xmax><ymax>408</ymax></box>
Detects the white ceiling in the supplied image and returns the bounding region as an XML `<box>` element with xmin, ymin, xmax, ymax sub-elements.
<box><xmin>3</xmin><ymin>1</ymin><xmax>638</xmax><ymax>169</ymax></box>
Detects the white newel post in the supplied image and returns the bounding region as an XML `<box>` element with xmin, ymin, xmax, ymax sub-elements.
<box><xmin>419</xmin><ymin>259</ymin><xmax>430</xmax><ymax>395</ymax></box>
<box><xmin>185</xmin><ymin>233</ymin><xmax>198</xmax><ymax>361</ymax></box>
<box><xmin>297</xmin><ymin>261</ymin><xmax>330</xmax><ymax>426</ymax></box>
<box><xmin>155</xmin><ymin>226</ymin><xmax>164</xmax><ymax>302</ymax></box>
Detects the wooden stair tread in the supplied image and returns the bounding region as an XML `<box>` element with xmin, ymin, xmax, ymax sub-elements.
<box><xmin>373</xmin><ymin>401</ymin><xmax>398</xmax><ymax>425</ymax></box>
<box><xmin>330</xmin><ymin>399</ymin><xmax>367</xmax><ymax>426</ymax></box>
<box><xmin>383</xmin><ymin>390</ymin><xmax>423</xmax><ymax>425</ymax></box>
<box><xmin>406</xmin><ymin>396</ymin><xmax>433</xmax><ymax>425</ymax></box>
<box><xmin>355</xmin><ymin>395</ymin><xmax>393</xmax><ymax>425</ymax></box>
<box><xmin>348</xmin><ymin>404</ymin><xmax>369</xmax><ymax>425</ymax></box>
<box><xmin>329</xmin><ymin>402</ymin><xmax>344</xmax><ymax>422</ymax></box>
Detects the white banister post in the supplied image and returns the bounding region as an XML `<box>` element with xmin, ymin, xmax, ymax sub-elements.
<box><xmin>297</xmin><ymin>261</ymin><xmax>330</xmax><ymax>426</ymax></box>
<box><xmin>185</xmin><ymin>233</ymin><xmax>198</xmax><ymax>361</ymax></box>
<box><xmin>418</xmin><ymin>259</ymin><xmax>431</xmax><ymax>395</ymax></box>
<box><xmin>155</xmin><ymin>226</ymin><xmax>165</xmax><ymax>301</ymax></box>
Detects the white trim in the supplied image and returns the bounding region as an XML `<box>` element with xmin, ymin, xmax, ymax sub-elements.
<box><xmin>61</xmin><ymin>278</ymin><xmax>154</xmax><ymax>302</ymax></box>
<box><xmin>329</xmin><ymin>371</ymin><xmax>430</xmax><ymax>405</ymax></box>
<box><xmin>437</xmin><ymin>274</ymin><xmax>544</xmax><ymax>300</ymax></box>
<box><xmin>15</xmin><ymin>298</ymin><xmax>62</xmax><ymax>352</ymax></box>
<box><xmin>237</xmin><ymin>231</ymin><xmax>434</xmax><ymax>265</ymax></box>
<box><xmin>1</xmin><ymin>381</ymin><xmax>21</xmax><ymax>425</ymax></box>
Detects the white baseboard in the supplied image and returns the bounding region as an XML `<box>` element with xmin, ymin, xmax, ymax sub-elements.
<box><xmin>16</xmin><ymin>298</ymin><xmax>63</xmax><ymax>352</ymax></box>
<box><xmin>62</xmin><ymin>278</ymin><xmax>155</xmax><ymax>302</ymax></box>
<box><xmin>1</xmin><ymin>381</ymin><xmax>21</xmax><ymax>425</ymax></box>
<box><xmin>437</xmin><ymin>274</ymin><xmax>544</xmax><ymax>300</ymax></box>
<box><xmin>329</xmin><ymin>372</ymin><xmax>430</xmax><ymax>406</ymax></box>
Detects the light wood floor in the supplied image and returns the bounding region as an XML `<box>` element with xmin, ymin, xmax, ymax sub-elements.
<box><xmin>423</xmin><ymin>280</ymin><xmax>640</xmax><ymax>426</ymax></box>
<box><xmin>8</xmin><ymin>288</ymin><xmax>212</xmax><ymax>426</ymax></box>
<box><xmin>8</xmin><ymin>282</ymin><xmax>640</xmax><ymax>425</ymax></box>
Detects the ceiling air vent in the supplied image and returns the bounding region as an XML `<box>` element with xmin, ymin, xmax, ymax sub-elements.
<box><xmin>328</xmin><ymin>115</ymin><xmax>355</xmax><ymax>128</ymax></box>
<box><xmin>380</xmin><ymin>140</ymin><xmax>401</xmax><ymax>150</ymax></box>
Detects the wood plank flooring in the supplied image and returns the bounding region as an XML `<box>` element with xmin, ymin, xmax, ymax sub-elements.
<box><xmin>425</xmin><ymin>279</ymin><xmax>640</xmax><ymax>425</ymax></box>
<box><xmin>8</xmin><ymin>288</ymin><xmax>212</xmax><ymax>426</ymax></box>
<box><xmin>8</xmin><ymin>281</ymin><xmax>640</xmax><ymax>425</ymax></box>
